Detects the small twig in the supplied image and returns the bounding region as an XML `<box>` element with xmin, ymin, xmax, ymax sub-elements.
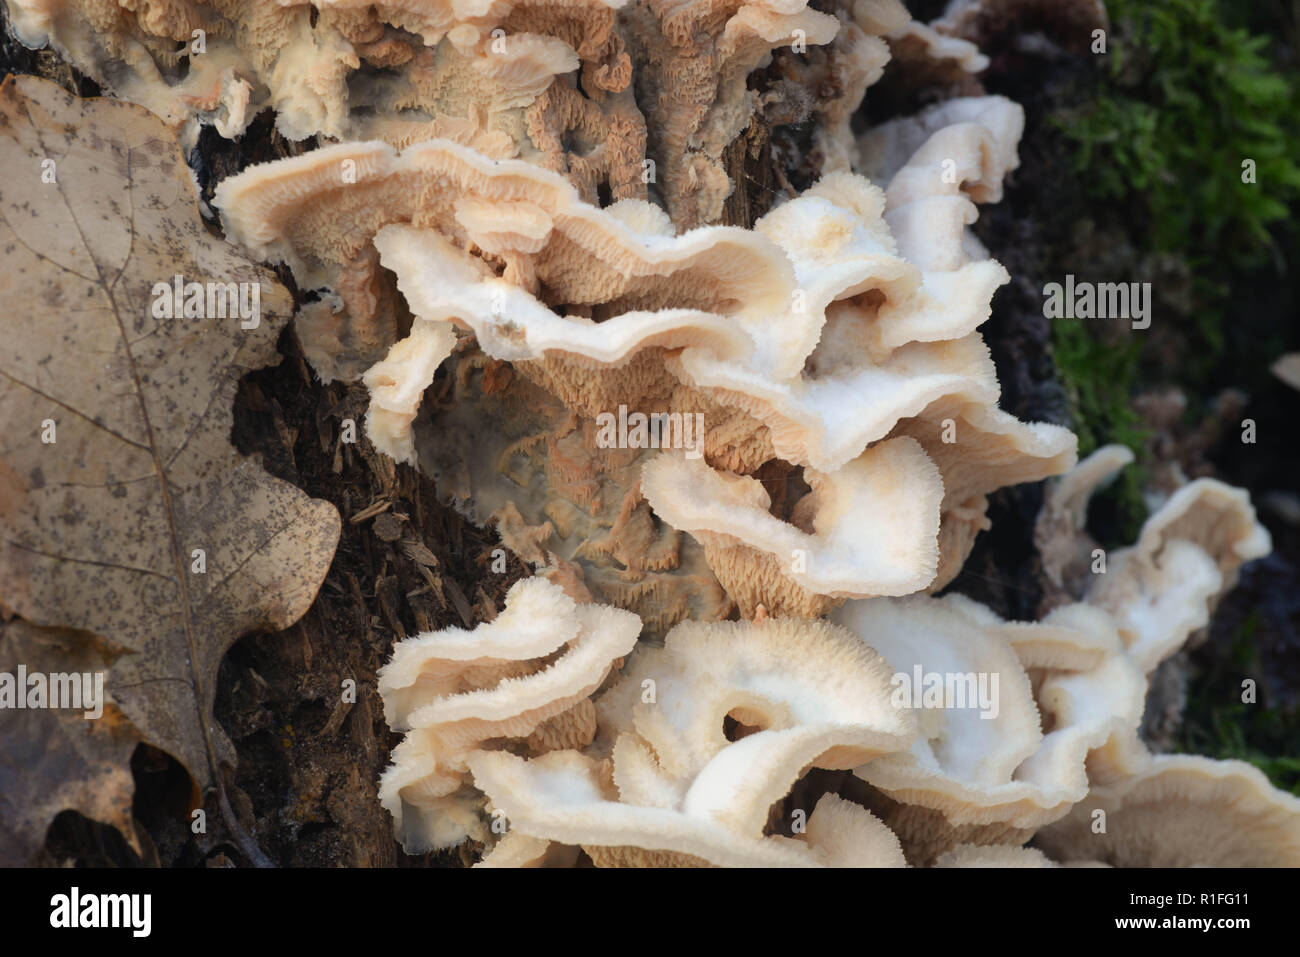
<box><xmin>216</xmin><ymin>785</ymin><xmax>275</xmax><ymax>869</ymax></box>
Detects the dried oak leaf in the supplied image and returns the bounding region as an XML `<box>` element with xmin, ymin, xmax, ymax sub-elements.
<box><xmin>0</xmin><ymin>618</ymin><xmax>138</xmax><ymax>864</ymax></box>
<box><xmin>0</xmin><ymin>75</ymin><xmax>341</xmax><ymax>855</ymax></box>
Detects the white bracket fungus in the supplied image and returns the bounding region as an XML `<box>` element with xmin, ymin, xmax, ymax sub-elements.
<box><xmin>377</xmin><ymin>577</ymin><xmax>640</xmax><ymax>851</ymax></box>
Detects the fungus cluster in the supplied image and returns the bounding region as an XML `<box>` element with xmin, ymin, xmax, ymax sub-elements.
<box><xmin>377</xmin><ymin>576</ymin><xmax>639</xmax><ymax>850</ymax></box>
<box><xmin>206</xmin><ymin>85</ymin><xmax>1074</xmax><ymax>627</ymax></box>
<box><xmin>16</xmin><ymin>0</ymin><xmax>1296</xmax><ymax>865</ymax></box>
<box><xmin>403</xmin><ymin>447</ymin><xmax>1296</xmax><ymax>866</ymax></box>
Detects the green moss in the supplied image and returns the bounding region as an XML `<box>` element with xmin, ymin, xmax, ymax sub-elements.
<box><xmin>1052</xmin><ymin>0</ymin><xmax>1300</xmax><ymax>374</ymax></box>
<box><xmin>1064</xmin><ymin>0</ymin><xmax>1300</xmax><ymax>273</ymax></box>
<box><xmin>1047</xmin><ymin>0</ymin><xmax>1299</xmax><ymax>540</ymax></box>
<box><xmin>1050</xmin><ymin>318</ymin><xmax>1149</xmax><ymax>542</ymax></box>
<box><xmin>1177</xmin><ymin>613</ymin><xmax>1300</xmax><ymax>796</ymax></box>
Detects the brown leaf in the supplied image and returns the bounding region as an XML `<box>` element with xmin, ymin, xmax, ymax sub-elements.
<box><xmin>0</xmin><ymin>76</ymin><xmax>341</xmax><ymax>857</ymax></box>
<box><xmin>0</xmin><ymin>619</ymin><xmax>138</xmax><ymax>865</ymax></box>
